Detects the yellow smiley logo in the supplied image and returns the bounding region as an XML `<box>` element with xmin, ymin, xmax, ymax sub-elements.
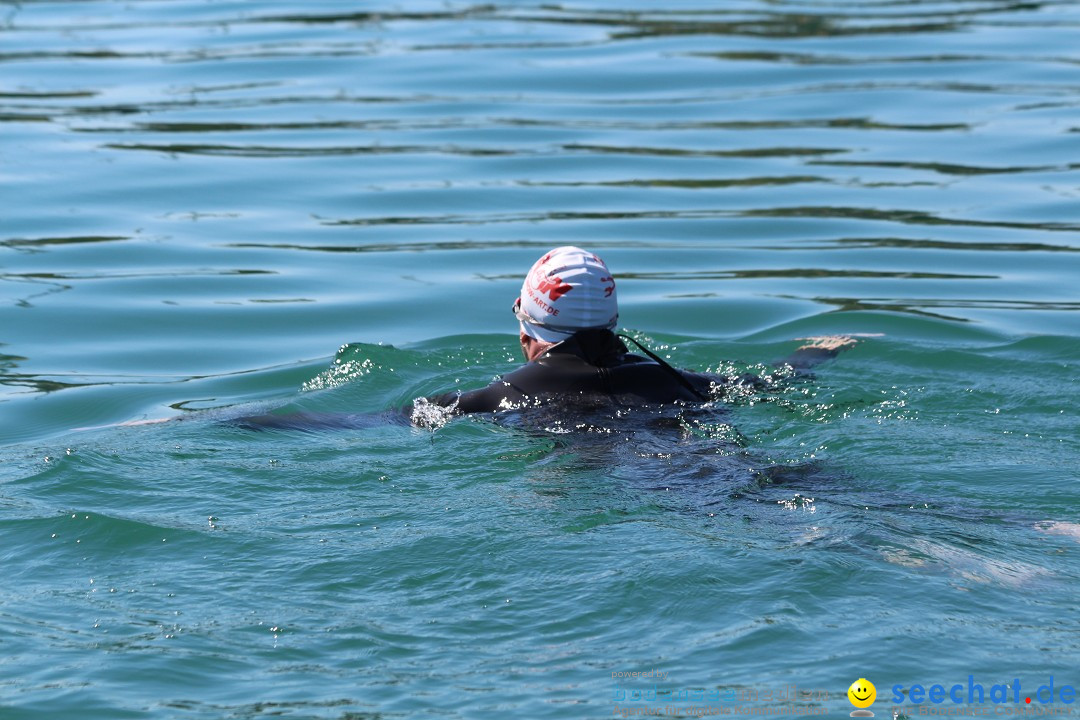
<box><xmin>848</xmin><ymin>678</ymin><xmax>877</xmax><ymax>711</ymax></box>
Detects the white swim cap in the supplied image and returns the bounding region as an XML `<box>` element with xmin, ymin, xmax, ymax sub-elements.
<box><xmin>514</xmin><ymin>246</ymin><xmax>618</xmax><ymax>343</ymax></box>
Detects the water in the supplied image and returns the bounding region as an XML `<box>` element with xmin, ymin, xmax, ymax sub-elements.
<box><xmin>2</xmin><ymin>1</ymin><xmax>1078</xmax><ymax>717</ymax></box>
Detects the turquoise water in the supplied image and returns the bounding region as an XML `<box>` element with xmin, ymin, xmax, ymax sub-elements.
<box><xmin>2</xmin><ymin>1</ymin><xmax>1079</xmax><ymax>717</ymax></box>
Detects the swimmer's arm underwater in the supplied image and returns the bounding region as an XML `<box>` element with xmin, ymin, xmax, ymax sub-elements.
<box><xmin>708</xmin><ymin>334</ymin><xmax>869</xmax><ymax>395</ymax></box>
<box><xmin>86</xmin><ymin>408</ymin><xmax>410</xmax><ymax>432</ymax></box>
<box><xmin>227</xmin><ymin>409</ymin><xmax>410</xmax><ymax>431</ymax></box>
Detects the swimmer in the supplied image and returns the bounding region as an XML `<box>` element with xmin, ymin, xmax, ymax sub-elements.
<box><xmin>420</xmin><ymin>246</ymin><xmax>860</xmax><ymax>415</ymax></box>
<box><xmin>95</xmin><ymin>246</ymin><xmax>862</xmax><ymax>431</ymax></box>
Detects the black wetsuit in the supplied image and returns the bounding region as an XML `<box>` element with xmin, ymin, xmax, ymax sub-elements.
<box><xmin>428</xmin><ymin>329</ymin><xmax>713</xmax><ymax>413</ymax></box>
<box><xmin>231</xmin><ymin>332</ymin><xmax>844</xmax><ymax>430</ymax></box>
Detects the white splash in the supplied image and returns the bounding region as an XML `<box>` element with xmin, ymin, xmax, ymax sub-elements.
<box><xmin>410</xmin><ymin>396</ymin><xmax>458</xmax><ymax>430</ymax></box>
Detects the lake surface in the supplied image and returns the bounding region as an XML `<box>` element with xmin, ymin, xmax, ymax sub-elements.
<box><xmin>2</xmin><ymin>1</ymin><xmax>1078</xmax><ymax>718</ymax></box>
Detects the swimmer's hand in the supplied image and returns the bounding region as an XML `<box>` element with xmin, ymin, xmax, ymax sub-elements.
<box><xmin>794</xmin><ymin>335</ymin><xmax>859</xmax><ymax>353</ymax></box>
<box><xmin>785</xmin><ymin>333</ymin><xmax>880</xmax><ymax>369</ymax></box>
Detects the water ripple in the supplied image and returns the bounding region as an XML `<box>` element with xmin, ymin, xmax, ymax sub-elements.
<box><xmin>316</xmin><ymin>206</ymin><xmax>1079</xmax><ymax>233</ymax></box>
<box><xmin>102</xmin><ymin>142</ymin><xmax>522</xmax><ymax>158</ymax></box>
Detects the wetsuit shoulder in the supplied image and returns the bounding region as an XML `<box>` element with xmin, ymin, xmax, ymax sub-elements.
<box><xmin>427</xmin><ymin>352</ymin><xmax>710</xmax><ymax>413</ymax></box>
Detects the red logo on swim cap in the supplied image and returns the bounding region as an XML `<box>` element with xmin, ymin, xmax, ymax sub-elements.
<box><xmin>536</xmin><ymin>274</ymin><xmax>572</xmax><ymax>301</ymax></box>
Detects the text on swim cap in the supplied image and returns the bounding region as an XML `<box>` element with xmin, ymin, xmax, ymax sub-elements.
<box><xmin>525</xmin><ymin>284</ymin><xmax>560</xmax><ymax>315</ymax></box>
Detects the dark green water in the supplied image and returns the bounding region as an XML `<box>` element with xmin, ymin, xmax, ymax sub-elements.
<box><xmin>2</xmin><ymin>1</ymin><xmax>1078</xmax><ymax>718</ymax></box>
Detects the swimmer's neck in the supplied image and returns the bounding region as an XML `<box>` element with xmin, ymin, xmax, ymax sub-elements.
<box><xmin>519</xmin><ymin>332</ymin><xmax>555</xmax><ymax>362</ymax></box>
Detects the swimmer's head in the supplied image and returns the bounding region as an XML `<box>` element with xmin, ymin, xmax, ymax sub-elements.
<box><xmin>513</xmin><ymin>246</ymin><xmax>618</xmax><ymax>343</ymax></box>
